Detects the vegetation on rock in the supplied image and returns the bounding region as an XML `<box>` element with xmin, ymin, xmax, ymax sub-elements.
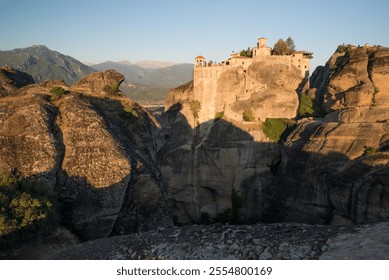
<box><xmin>298</xmin><ymin>92</ymin><xmax>314</xmax><ymax>118</ymax></box>
<box><xmin>0</xmin><ymin>170</ymin><xmax>56</xmax><ymax>250</ymax></box>
<box><xmin>50</xmin><ymin>86</ymin><xmax>65</xmax><ymax>101</ymax></box>
<box><xmin>364</xmin><ymin>146</ymin><xmax>377</xmax><ymax>156</ymax></box>
<box><xmin>103</xmin><ymin>82</ymin><xmax>120</xmax><ymax>95</ymax></box>
<box><xmin>240</xmin><ymin>47</ymin><xmax>252</xmax><ymax>57</ymax></box>
<box><xmin>336</xmin><ymin>44</ymin><xmax>353</xmax><ymax>53</ymax></box>
<box><xmin>214</xmin><ymin>111</ymin><xmax>224</xmax><ymax>122</ymax></box>
<box><xmin>242</xmin><ymin>107</ymin><xmax>255</xmax><ymax>121</ymax></box>
<box><xmin>119</xmin><ymin>106</ymin><xmax>139</xmax><ymax>124</ymax></box>
<box><xmin>189</xmin><ymin>100</ymin><xmax>201</xmax><ymax>119</ymax></box>
<box><xmin>262</xmin><ymin>118</ymin><xmax>294</xmax><ymax>142</ymax></box>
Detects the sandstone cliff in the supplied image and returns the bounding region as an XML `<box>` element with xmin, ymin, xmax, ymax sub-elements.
<box><xmin>160</xmin><ymin>45</ymin><xmax>389</xmax><ymax>227</ymax></box>
<box><xmin>0</xmin><ymin>69</ymin><xmax>172</xmax><ymax>245</ymax></box>
<box><xmin>158</xmin><ymin>60</ymin><xmax>305</xmax><ymax>224</ymax></box>
<box><xmin>270</xmin><ymin>45</ymin><xmax>389</xmax><ymax>225</ymax></box>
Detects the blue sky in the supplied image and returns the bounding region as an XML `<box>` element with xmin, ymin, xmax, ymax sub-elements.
<box><xmin>1</xmin><ymin>0</ymin><xmax>388</xmax><ymax>71</ymax></box>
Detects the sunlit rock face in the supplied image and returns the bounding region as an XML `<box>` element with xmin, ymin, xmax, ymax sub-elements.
<box><xmin>0</xmin><ymin>69</ymin><xmax>172</xmax><ymax>240</ymax></box>
<box><xmin>270</xmin><ymin>45</ymin><xmax>389</xmax><ymax>225</ymax></box>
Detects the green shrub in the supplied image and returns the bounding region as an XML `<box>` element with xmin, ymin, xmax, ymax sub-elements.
<box><xmin>372</xmin><ymin>87</ymin><xmax>380</xmax><ymax>106</ymax></box>
<box><xmin>0</xmin><ymin>170</ymin><xmax>18</xmax><ymax>188</ymax></box>
<box><xmin>50</xmin><ymin>87</ymin><xmax>65</xmax><ymax>101</ymax></box>
<box><xmin>364</xmin><ymin>146</ymin><xmax>377</xmax><ymax>156</ymax></box>
<box><xmin>103</xmin><ymin>83</ymin><xmax>120</xmax><ymax>95</ymax></box>
<box><xmin>189</xmin><ymin>100</ymin><xmax>201</xmax><ymax>119</ymax></box>
<box><xmin>214</xmin><ymin>111</ymin><xmax>224</xmax><ymax>122</ymax></box>
<box><xmin>242</xmin><ymin>107</ymin><xmax>255</xmax><ymax>121</ymax></box>
<box><xmin>240</xmin><ymin>47</ymin><xmax>252</xmax><ymax>57</ymax></box>
<box><xmin>298</xmin><ymin>92</ymin><xmax>314</xmax><ymax>118</ymax></box>
<box><xmin>336</xmin><ymin>44</ymin><xmax>352</xmax><ymax>53</ymax></box>
<box><xmin>0</xmin><ymin>171</ymin><xmax>56</xmax><ymax>250</ymax></box>
<box><xmin>119</xmin><ymin>106</ymin><xmax>139</xmax><ymax>124</ymax></box>
<box><xmin>262</xmin><ymin>118</ymin><xmax>294</xmax><ymax>142</ymax></box>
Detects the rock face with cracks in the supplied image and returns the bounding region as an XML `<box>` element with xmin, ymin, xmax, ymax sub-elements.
<box><xmin>0</xmin><ymin>68</ymin><xmax>172</xmax><ymax>242</ymax></box>
<box><xmin>269</xmin><ymin>45</ymin><xmax>389</xmax><ymax>225</ymax></box>
<box><xmin>52</xmin><ymin>222</ymin><xmax>389</xmax><ymax>260</ymax></box>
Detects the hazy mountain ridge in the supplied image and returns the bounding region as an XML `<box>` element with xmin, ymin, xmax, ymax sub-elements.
<box><xmin>92</xmin><ymin>60</ymin><xmax>193</xmax><ymax>104</ymax></box>
<box><xmin>0</xmin><ymin>45</ymin><xmax>95</xmax><ymax>85</ymax></box>
<box><xmin>0</xmin><ymin>46</ymin><xmax>193</xmax><ymax>103</ymax></box>
<box><xmin>91</xmin><ymin>60</ymin><xmax>193</xmax><ymax>87</ymax></box>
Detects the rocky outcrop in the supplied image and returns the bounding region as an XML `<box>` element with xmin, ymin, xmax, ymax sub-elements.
<box><xmin>230</xmin><ymin>62</ymin><xmax>302</xmax><ymax>120</ymax></box>
<box><xmin>192</xmin><ymin>62</ymin><xmax>302</xmax><ymax>126</ymax></box>
<box><xmin>310</xmin><ymin>46</ymin><xmax>389</xmax><ymax>112</ymax></box>
<box><xmin>164</xmin><ymin>81</ymin><xmax>193</xmax><ymax>109</ymax></box>
<box><xmin>160</xmin><ymin>45</ymin><xmax>389</xmax><ymax>227</ymax></box>
<box><xmin>158</xmin><ymin>61</ymin><xmax>302</xmax><ymax>224</ymax></box>
<box><xmin>51</xmin><ymin>222</ymin><xmax>389</xmax><ymax>260</ymax></box>
<box><xmin>270</xmin><ymin>45</ymin><xmax>389</xmax><ymax>225</ymax></box>
<box><xmin>0</xmin><ymin>93</ymin><xmax>61</xmax><ymax>188</ymax></box>
<box><xmin>70</xmin><ymin>69</ymin><xmax>125</xmax><ymax>96</ymax></box>
<box><xmin>0</xmin><ymin>69</ymin><xmax>172</xmax><ymax>242</ymax></box>
<box><xmin>17</xmin><ymin>80</ymin><xmax>70</xmax><ymax>95</ymax></box>
<box><xmin>0</xmin><ymin>66</ymin><xmax>35</xmax><ymax>94</ymax></box>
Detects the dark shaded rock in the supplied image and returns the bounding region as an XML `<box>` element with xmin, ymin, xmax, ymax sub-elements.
<box><xmin>0</xmin><ymin>66</ymin><xmax>35</xmax><ymax>94</ymax></box>
<box><xmin>52</xmin><ymin>222</ymin><xmax>389</xmax><ymax>260</ymax></box>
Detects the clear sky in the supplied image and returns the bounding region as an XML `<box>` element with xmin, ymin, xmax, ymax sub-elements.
<box><xmin>1</xmin><ymin>0</ymin><xmax>388</xmax><ymax>71</ymax></box>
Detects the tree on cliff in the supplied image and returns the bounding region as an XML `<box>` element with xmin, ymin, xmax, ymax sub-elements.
<box><xmin>285</xmin><ymin>37</ymin><xmax>296</xmax><ymax>53</ymax></box>
<box><xmin>272</xmin><ymin>39</ymin><xmax>289</xmax><ymax>55</ymax></box>
<box><xmin>272</xmin><ymin>38</ymin><xmax>296</xmax><ymax>55</ymax></box>
<box><xmin>240</xmin><ymin>47</ymin><xmax>252</xmax><ymax>57</ymax></box>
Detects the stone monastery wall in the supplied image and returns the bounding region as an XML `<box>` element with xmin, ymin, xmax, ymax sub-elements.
<box><xmin>192</xmin><ymin>37</ymin><xmax>312</xmax><ymax>125</ymax></box>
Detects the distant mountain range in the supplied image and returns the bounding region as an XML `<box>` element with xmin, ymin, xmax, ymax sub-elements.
<box><xmin>91</xmin><ymin>61</ymin><xmax>193</xmax><ymax>103</ymax></box>
<box><xmin>91</xmin><ymin>61</ymin><xmax>193</xmax><ymax>88</ymax></box>
<box><xmin>0</xmin><ymin>45</ymin><xmax>193</xmax><ymax>104</ymax></box>
<box><xmin>0</xmin><ymin>45</ymin><xmax>95</xmax><ymax>85</ymax></box>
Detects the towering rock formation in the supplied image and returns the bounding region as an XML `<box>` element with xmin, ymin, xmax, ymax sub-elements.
<box><xmin>0</xmin><ymin>69</ymin><xmax>172</xmax><ymax>242</ymax></box>
<box><xmin>271</xmin><ymin>45</ymin><xmax>389</xmax><ymax>224</ymax></box>
<box><xmin>158</xmin><ymin>38</ymin><xmax>310</xmax><ymax>224</ymax></box>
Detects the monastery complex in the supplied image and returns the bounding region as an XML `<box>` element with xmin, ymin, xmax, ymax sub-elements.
<box><xmin>190</xmin><ymin>37</ymin><xmax>313</xmax><ymax>127</ymax></box>
<box><xmin>194</xmin><ymin>37</ymin><xmax>312</xmax><ymax>79</ymax></box>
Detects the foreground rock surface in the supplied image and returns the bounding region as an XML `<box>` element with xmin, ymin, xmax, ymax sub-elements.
<box><xmin>52</xmin><ymin>222</ymin><xmax>389</xmax><ymax>260</ymax></box>
<box><xmin>0</xmin><ymin>69</ymin><xmax>172</xmax><ymax>241</ymax></box>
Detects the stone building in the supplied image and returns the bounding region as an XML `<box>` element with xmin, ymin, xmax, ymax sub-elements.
<box><xmin>192</xmin><ymin>37</ymin><xmax>313</xmax><ymax>126</ymax></box>
<box><xmin>194</xmin><ymin>37</ymin><xmax>313</xmax><ymax>78</ymax></box>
